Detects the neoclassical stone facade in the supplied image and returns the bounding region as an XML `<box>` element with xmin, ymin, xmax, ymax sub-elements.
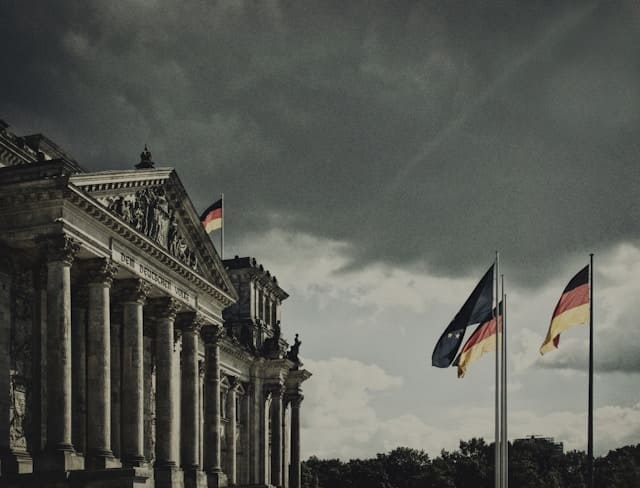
<box><xmin>0</xmin><ymin>121</ymin><xmax>311</xmax><ymax>488</ymax></box>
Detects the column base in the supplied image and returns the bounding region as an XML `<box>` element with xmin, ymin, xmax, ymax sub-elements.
<box><xmin>0</xmin><ymin>447</ymin><xmax>33</xmax><ymax>474</ymax></box>
<box><xmin>122</xmin><ymin>454</ymin><xmax>148</xmax><ymax>468</ymax></box>
<box><xmin>155</xmin><ymin>464</ymin><xmax>184</xmax><ymax>488</ymax></box>
<box><xmin>182</xmin><ymin>466</ymin><xmax>207</xmax><ymax>488</ymax></box>
<box><xmin>205</xmin><ymin>470</ymin><xmax>228</xmax><ymax>488</ymax></box>
<box><xmin>86</xmin><ymin>448</ymin><xmax>122</xmax><ymax>470</ymax></box>
<box><xmin>35</xmin><ymin>446</ymin><xmax>84</xmax><ymax>472</ymax></box>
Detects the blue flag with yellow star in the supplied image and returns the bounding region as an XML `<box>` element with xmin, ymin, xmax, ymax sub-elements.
<box><xmin>432</xmin><ymin>264</ymin><xmax>494</xmax><ymax>368</ymax></box>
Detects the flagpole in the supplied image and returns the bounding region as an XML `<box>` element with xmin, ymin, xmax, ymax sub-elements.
<box><xmin>220</xmin><ymin>193</ymin><xmax>224</xmax><ymax>260</ymax></box>
<box><xmin>494</xmin><ymin>251</ymin><xmax>501</xmax><ymax>488</ymax></box>
<box><xmin>587</xmin><ymin>254</ymin><xmax>594</xmax><ymax>488</ymax></box>
<box><xmin>501</xmin><ymin>276</ymin><xmax>508</xmax><ymax>488</ymax></box>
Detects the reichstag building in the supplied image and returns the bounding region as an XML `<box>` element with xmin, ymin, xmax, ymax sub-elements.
<box><xmin>0</xmin><ymin>120</ymin><xmax>311</xmax><ymax>488</ymax></box>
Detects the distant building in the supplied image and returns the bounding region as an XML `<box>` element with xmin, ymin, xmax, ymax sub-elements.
<box><xmin>513</xmin><ymin>435</ymin><xmax>564</xmax><ymax>456</ymax></box>
<box><xmin>0</xmin><ymin>120</ymin><xmax>311</xmax><ymax>488</ymax></box>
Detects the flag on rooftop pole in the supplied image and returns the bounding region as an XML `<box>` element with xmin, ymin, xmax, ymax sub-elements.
<box><xmin>200</xmin><ymin>194</ymin><xmax>224</xmax><ymax>258</ymax></box>
<box><xmin>431</xmin><ymin>263</ymin><xmax>494</xmax><ymax>368</ymax></box>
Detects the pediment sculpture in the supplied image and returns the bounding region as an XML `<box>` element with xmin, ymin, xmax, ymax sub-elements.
<box><xmin>103</xmin><ymin>187</ymin><xmax>199</xmax><ymax>271</ymax></box>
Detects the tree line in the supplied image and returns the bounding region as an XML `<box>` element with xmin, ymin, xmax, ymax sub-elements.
<box><xmin>301</xmin><ymin>438</ymin><xmax>640</xmax><ymax>488</ymax></box>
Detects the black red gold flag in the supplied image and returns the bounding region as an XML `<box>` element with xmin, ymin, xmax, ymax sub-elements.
<box><xmin>200</xmin><ymin>198</ymin><xmax>223</xmax><ymax>233</ymax></box>
<box><xmin>540</xmin><ymin>265</ymin><xmax>589</xmax><ymax>355</ymax></box>
<box><xmin>456</xmin><ymin>302</ymin><xmax>502</xmax><ymax>378</ymax></box>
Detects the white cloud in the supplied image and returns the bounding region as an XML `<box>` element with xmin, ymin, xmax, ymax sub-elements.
<box><xmin>299</xmin><ymin>358</ymin><xmax>640</xmax><ymax>460</ymax></box>
<box><xmin>235</xmin><ymin>229</ymin><xmax>491</xmax><ymax>316</ymax></box>
<box><xmin>301</xmin><ymin>357</ymin><xmax>403</xmax><ymax>459</ymax></box>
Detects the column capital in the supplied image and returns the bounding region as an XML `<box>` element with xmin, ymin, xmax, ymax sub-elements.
<box><xmin>43</xmin><ymin>234</ymin><xmax>80</xmax><ymax>265</ymax></box>
<box><xmin>84</xmin><ymin>258</ymin><xmax>118</xmax><ymax>286</ymax></box>
<box><xmin>176</xmin><ymin>311</ymin><xmax>205</xmax><ymax>333</ymax></box>
<box><xmin>114</xmin><ymin>278</ymin><xmax>151</xmax><ymax>304</ymax></box>
<box><xmin>148</xmin><ymin>297</ymin><xmax>180</xmax><ymax>320</ymax></box>
<box><xmin>200</xmin><ymin>324</ymin><xmax>225</xmax><ymax>344</ymax></box>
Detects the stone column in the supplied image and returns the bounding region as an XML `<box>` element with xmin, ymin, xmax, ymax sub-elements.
<box><xmin>85</xmin><ymin>258</ymin><xmax>119</xmax><ymax>469</ymax></box>
<box><xmin>177</xmin><ymin>312</ymin><xmax>206</xmax><ymax>488</ymax></box>
<box><xmin>226</xmin><ymin>377</ymin><xmax>239</xmax><ymax>485</ymax></box>
<box><xmin>71</xmin><ymin>287</ymin><xmax>88</xmax><ymax>456</ymax></box>
<box><xmin>151</xmin><ymin>297</ymin><xmax>183</xmax><ymax>487</ymax></box>
<box><xmin>202</xmin><ymin>325</ymin><xmax>225</xmax><ymax>487</ymax></box>
<box><xmin>110</xmin><ymin>302</ymin><xmax>122</xmax><ymax>460</ymax></box>
<box><xmin>38</xmin><ymin>234</ymin><xmax>83</xmax><ymax>472</ymax></box>
<box><xmin>268</xmin><ymin>384</ymin><xmax>284</xmax><ymax>487</ymax></box>
<box><xmin>289</xmin><ymin>396</ymin><xmax>303</xmax><ymax>488</ymax></box>
<box><xmin>118</xmin><ymin>279</ymin><xmax>150</xmax><ymax>467</ymax></box>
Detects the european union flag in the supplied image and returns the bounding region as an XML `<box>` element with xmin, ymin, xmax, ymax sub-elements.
<box><xmin>432</xmin><ymin>264</ymin><xmax>494</xmax><ymax>368</ymax></box>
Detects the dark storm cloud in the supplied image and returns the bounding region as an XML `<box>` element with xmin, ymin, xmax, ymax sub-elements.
<box><xmin>3</xmin><ymin>0</ymin><xmax>640</xmax><ymax>284</ymax></box>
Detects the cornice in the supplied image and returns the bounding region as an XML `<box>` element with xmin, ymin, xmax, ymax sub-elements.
<box><xmin>219</xmin><ymin>336</ymin><xmax>256</xmax><ymax>364</ymax></box>
<box><xmin>69</xmin><ymin>168</ymin><xmax>174</xmax><ymax>191</ymax></box>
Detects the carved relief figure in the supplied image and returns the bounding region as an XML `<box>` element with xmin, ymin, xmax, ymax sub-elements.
<box><xmin>103</xmin><ymin>187</ymin><xmax>199</xmax><ymax>271</ymax></box>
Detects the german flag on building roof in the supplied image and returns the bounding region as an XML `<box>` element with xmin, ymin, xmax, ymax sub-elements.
<box><xmin>540</xmin><ymin>265</ymin><xmax>589</xmax><ymax>355</ymax></box>
<box><xmin>456</xmin><ymin>303</ymin><xmax>502</xmax><ymax>378</ymax></box>
<box><xmin>200</xmin><ymin>198</ymin><xmax>223</xmax><ymax>233</ymax></box>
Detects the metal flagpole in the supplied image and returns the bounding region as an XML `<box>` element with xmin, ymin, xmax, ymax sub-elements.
<box><xmin>587</xmin><ymin>254</ymin><xmax>594</xmax><ymax>488</ymax></box>
<box><xmin>220</xmin><ymin>193</ymin><xmax>224</xmax><ymax>260</ymax></box>
<box><xmin>494</xmin><ymin>251</ymin><xmax>501</xmax><ymax>488</ymax></box>
<box><xmin>501</xmin><ymin>276</ymin><xmax>508</xmax><ymax>488</ymax></box>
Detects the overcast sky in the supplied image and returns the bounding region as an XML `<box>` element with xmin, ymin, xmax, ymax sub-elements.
<box><xmin>3</xmin><ymin>0</ymin><xmax>640</xmax><ymax>459</ymax></box>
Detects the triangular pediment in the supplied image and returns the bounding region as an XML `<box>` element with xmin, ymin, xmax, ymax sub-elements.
<box><xmin>69</xmin><ymin>168</ymin><xmax>236</xmax><ymax>299</ymax></box>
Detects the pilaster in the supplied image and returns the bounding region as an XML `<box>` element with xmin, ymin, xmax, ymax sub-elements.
<box><xmin>226</xmin><ymin>376</ymin><xmax>240</xmax><ymax>485</ymax></box>
<box><xmin>71</xmin><ymin>286</ymin><xmax>88</xmax><ymax>456</ymax></box>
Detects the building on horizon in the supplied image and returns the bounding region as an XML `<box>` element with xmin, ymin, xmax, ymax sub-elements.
<box><xmin>0</xmin><ymin>120</ymin><xmax>311</xmax><ymax>488</ymax></box>
<box><xmin>513</xmin><ymin>435</ymin><xmax>564</xmax><ymax>456</ymax></box>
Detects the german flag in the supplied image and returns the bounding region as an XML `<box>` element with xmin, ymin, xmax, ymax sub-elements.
<box><xmin>456</xmin><ymin>304</ymin><xmax>502</xmax><ymax>378</ymax></box>
<box><xmin>200</xmin><ymin>198</ymin><xmax>223</xmax><ymax>233</ymax></box>
<box><xmin>540</xmin><ymin>265</ymin><xmax>589</xmax><ymax>355</ymax></box>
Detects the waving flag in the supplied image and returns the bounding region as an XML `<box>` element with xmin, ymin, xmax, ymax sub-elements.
<box><xmin>540</xmin><ymin>265</ymin><xmax>589</xmax><ymax>355</ymax></box>
<box><xmin>432</xmin><ymin>264</ymin><xmax>494</xmax><ymax>368</ymax></box>
<box><xmin>456</xmin><ymin>303</ymin><xmax>502</xmax><ymax>378</ymax></box>
<box><xmin>200</xmin><ymin>198</ymin><xmax>223</xmax><ymax>233</ymax></box>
